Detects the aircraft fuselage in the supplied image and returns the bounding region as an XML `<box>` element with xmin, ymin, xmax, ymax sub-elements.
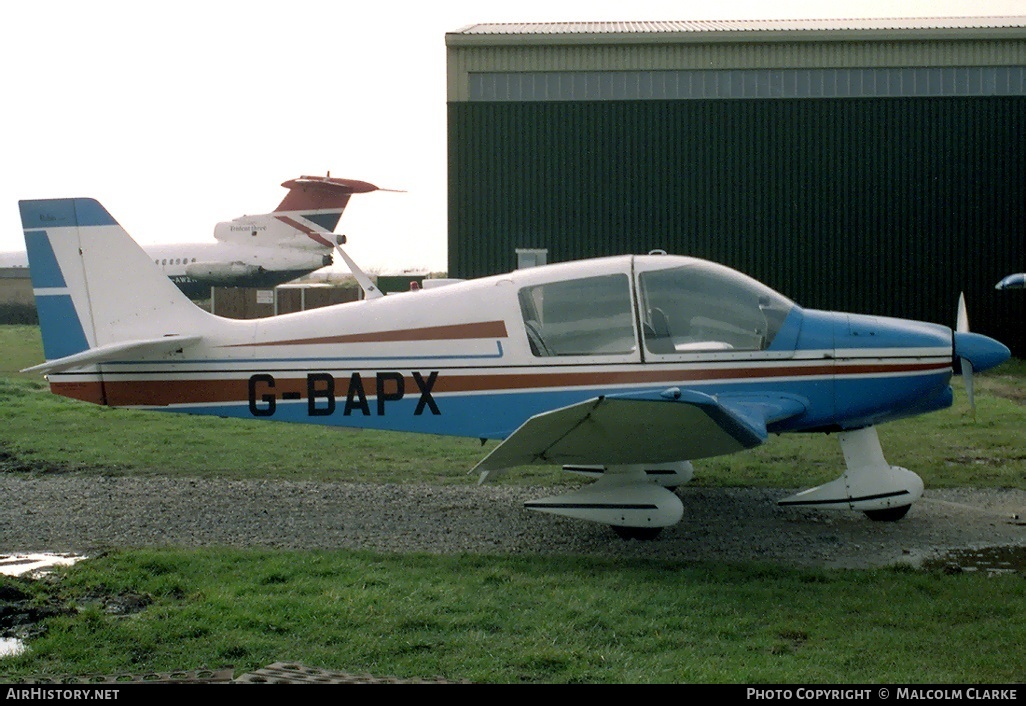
<box><xmin>47</xmin><ymin>254</ymin><xmax>965</xmax><ymax>441</ymax></box>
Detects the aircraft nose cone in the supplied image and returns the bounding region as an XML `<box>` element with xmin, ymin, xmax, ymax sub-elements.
<box><xmin>953</xmin><ymin>331</ymin><xmax>1011</xmax><ymax>373</ymax></box>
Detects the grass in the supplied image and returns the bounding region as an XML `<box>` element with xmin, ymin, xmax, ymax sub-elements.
<box><xmin>2</xmin><ymin>550</ymin><xmax>1025</xmax><ymax>683</ymax></box>
<box><xmin>2</xmin><ymin>324</ymin><xmax>1025</xmax><ymax>683</ymax></box>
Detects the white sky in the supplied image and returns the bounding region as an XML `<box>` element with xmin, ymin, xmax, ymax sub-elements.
<box><xmin>1</xmin><ymin>0</ymin><xmax>1022</xmax><ymax>274</ymax></box>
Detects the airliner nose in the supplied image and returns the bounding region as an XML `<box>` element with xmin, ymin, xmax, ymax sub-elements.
<box><xmin>953</xmin><ymin>331</ymin><xmax>1010</xmax><ymax>373</ymax></box>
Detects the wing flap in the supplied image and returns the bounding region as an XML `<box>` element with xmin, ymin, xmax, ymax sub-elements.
<box><xmin>475</xmin><ymin>389</ymin><xmax>806</xmax><ymax>482</ymax></box>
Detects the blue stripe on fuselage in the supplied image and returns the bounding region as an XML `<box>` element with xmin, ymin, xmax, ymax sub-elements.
<box><xmin>830</xmin><ymin>369</ymin><xmax>953</xmax><ymax>428</ymax></box>
<box><xmin>137</xmin><ymin>365</ymin><xmax>953</xmax><ymax>441</ymax></box>
<box><xmin>798</xmin><ymin>308</ymin><xmax>953</xmax><ymax>353</ymax></box>
<box><xmin>146</xmin><ymin>386</ymin><xmax>629</xmax><ymax>438</ymax></box>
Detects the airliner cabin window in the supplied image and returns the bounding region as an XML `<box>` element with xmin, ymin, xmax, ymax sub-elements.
<box><xmin>519</xmin><ymin>274</ymin><xmax>636</xmax><ymax>357</ymax></box>
<box><xmin>637</xmin><ymin>263</ymin><xmax>794</xmax><ymax>354</ymax></box>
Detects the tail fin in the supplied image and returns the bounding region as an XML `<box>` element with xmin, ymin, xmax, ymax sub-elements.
<box><xmin>275</xmin><ymin>175</ymin><xmax>383</xmax><ymax>228</ymax></box>
<box><xmin>215</xmin><ymin>175</ymin><xmax>393</xmax><ymax>249</ymax></box>
<box><xmin>20</xmin><ymin>198</ymin><xmax>209</xmax><ymax>375</ymax></box>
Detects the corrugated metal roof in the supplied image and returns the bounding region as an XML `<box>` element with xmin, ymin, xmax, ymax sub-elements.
<box><xmin>453</xmin><ymin>17</ymin><xmax>1026</xmax><ymax>36</ymax></box>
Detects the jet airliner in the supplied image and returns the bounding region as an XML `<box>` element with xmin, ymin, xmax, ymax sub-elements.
<box><xmin>4</xmin><ymin>175</ymin><xmax>390</xmax><ymax>299</ymax></box>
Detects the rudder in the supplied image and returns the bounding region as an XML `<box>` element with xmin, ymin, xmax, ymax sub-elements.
<box><xmin>20</xmin><ymin>199</ymin><xmax>112</xmax><ymax>360</ymax></box>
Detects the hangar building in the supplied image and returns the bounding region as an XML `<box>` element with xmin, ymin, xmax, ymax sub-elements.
<box><xmin>445</xmin><ymin>17</ymin><xmax>1026</xmax><ymax>356</ymax></box>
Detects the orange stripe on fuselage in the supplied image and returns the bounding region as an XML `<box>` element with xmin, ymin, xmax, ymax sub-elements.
<box><xmin>47</xmin><ymin>359</ymin><xmax>951</xmax><ymax>408</ymax></box>
<box><xmin>50</xmin><ymin>381</ymin><xmax>107</xmax><ymax>405</ymax></box>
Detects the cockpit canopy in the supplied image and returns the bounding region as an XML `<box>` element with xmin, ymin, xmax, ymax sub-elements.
<box><xmin>517</xmin><ymin>257</ymin><xmax>795</xmax><ymax>357</ymax></box>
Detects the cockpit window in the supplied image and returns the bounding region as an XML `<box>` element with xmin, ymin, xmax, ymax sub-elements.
<box><xmin>519</xmin><ymin>274</ymin><xmax>636</xmax><ymax>357</ymax></box>
<box><xmin>638</xmin><ymin>263</ymin><xmax>794</xmax><ymax>353</ymax></box>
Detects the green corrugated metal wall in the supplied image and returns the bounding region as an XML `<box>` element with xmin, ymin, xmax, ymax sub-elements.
<box><xmin>448</xmin><ymin>97</ymin><xmax>1025</xmax><ymax>355</ymax></box>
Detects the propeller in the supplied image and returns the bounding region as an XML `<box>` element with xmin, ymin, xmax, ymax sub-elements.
<box><xmin>956</xmin><ymin>292</ymin><xmax>976</xmax><ymax>416</ymax></box>
<box><xmin>952</xmin><ymin>296</ymin><xmax>1010</xmax><ymax>418</ymax></box>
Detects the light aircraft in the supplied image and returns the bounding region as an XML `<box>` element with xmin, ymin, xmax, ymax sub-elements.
<box><xmin>19</xmin><ymin>197</ymin><xmax>1011</xmax><ymax>539</ymax></box>
<box><xmin>4</xmin><ymin>175</ymin><xmax>390</xmax><ymax>299</ymax></box>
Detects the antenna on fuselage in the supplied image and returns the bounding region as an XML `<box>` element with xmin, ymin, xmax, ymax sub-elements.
<box><xmin>335</xmin><ymin>234</ymin><xmax>383</xmax><ymax>300</ymax></box>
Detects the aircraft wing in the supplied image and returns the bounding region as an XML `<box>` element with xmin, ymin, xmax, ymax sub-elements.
<box><xmin>21</xmin><ymin>335</ymin><xmax>202</xmax><ymax>375</ymax></box>
<box><xmin>475</xmin><ymin>388</ymin><xmax>806</xmax><ymax>482</ymax></box>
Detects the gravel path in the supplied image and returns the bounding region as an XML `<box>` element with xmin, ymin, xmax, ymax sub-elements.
<box><xmin>2</xmin><ymin>476</ymin><xmax>1025</xmax><ymax>569</ymax></box>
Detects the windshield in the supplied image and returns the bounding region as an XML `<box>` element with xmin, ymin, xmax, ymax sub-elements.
<box><xmin>637</xmin><ymin>263</ymin><xmax>794</xmax><ymax>353</ymax></box>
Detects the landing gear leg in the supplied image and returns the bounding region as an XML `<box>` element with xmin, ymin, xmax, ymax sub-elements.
<box><xmin>777</xmin><ymin>426</ymin><xmax>923</xmax><ymax>518</ymax></box>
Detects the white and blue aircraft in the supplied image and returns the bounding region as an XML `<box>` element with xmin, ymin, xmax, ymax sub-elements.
<box><xmin>19</xmin><ymin>198</ymin><xmax>1010</xmax><ymax>539</ymax></box>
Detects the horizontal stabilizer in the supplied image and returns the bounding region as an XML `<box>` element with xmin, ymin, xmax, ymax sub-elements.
<box><xmin>275</xmin><ymin>175</ymin><xmax>385</xmax><ymax>212</ymax></box>
<box><xmin>476</xmin><ymin>389</ymin><xmax>806</xmax><ymax>482</ymax></box>
<box><xmin>22</xmin><ymin>335</ymin><xmax>202</xmax><ymax>374</ymax></box>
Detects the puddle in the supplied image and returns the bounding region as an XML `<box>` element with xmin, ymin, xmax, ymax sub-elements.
<box><xmin>0</xmin><ymin>553</ymin><xmax>87</xmax><ymax>577</ymax></box>
<box><xmin>921</xmin><ymin>545</ymin><xmax>1026</xmax><ymax>575</ymax></box>
<box><xmin>2</xmin><ymin>553</ymin><xmax>88</xmax><ymax>660</ymax></box>
<box><xmin>1</xmin><ymin>638</ymin><xmax>25</xmax><ymax>658</ymax></box>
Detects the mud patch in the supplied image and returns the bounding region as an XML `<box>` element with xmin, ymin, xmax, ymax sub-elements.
<box><xmin>921</xmin><ymin>545</ymin><xmax>1026</xmax><ymax>575</ymax></box>
<box><xmin>0</xmin><ymin>575</ymin><xmax>73</xmax><ymax>654</ymax></box>
<box><xmin>2</xmin><ymin>562</ymin><xmax>149</xmax><ymax>660</ymax></box>
<box><xmin>0</xmin><ymin>450</ymin><xmax>63</xmax><ymax>474</ymax></box>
